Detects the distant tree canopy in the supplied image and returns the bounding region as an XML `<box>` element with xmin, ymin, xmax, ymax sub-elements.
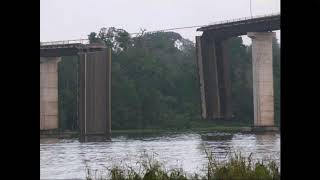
<box><xmin>88</xmin><ymin>32</ymin><xmax>98</xmax><ymax>42</ymax></box>
<box><xmin>58</xmin><ymin>27</ymin><xmax>280</xmax><ymax>130</ymax></box>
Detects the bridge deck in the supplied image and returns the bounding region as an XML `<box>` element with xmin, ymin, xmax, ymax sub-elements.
<box><xmin>40</xmin><ymin>43</ymin><xmax>106</xmax><ymax>57</ymax></box>
<box><xmin>197</xmin><ymin>13</ymin><xmax>280</xmax><ymax>38</ymax></box>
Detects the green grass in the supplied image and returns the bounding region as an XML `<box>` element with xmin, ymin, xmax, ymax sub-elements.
<box><xmin>85</xmin><ymin>150</ymin><xmax>280</xmax><ymax>180</ymax></box>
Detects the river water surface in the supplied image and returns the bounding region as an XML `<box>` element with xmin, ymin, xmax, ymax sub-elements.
<box><xmin>40</xmin><ymin>132</ymin><xmax>280</xmax><ymax>179</ymax></box>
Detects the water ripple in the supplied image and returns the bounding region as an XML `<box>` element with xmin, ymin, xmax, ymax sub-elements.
<box><xmin>41</xmin><ymin>132</ymin><xmax>280</xmax><ymax>179</ymax></box>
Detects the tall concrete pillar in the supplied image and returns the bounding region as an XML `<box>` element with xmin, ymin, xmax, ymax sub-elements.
<box><xmin>200</xmin><ymin>36</ymin><xmax>221</xmax><ymax>119</ymax></box>
<box><xmin>196</xmin><ymin>35</ymin><xmax>232</xmax><ymax>120</ymax></box>
<box><xmin>79</xmin><ymin>48</ymin><xmax>111</xmax><ymax>142</ymax></box>
<box><xmin>40</xmin><ymin>57</ymin><xmax>61</xmax><ymax>130</ymax></box>
<box><xmin>215</xmin><ymin>39</ymin><xmax>232</xmax><ymax>119</ymax></box>
<box><xmin>248</xmin><ymin>32</ymin><xmax>275</xmax><ymax>127</ymax></box>
<box><xmin>196</xmin><ymin>36</ymin><xmax>207</xmax><ymax>118</ymax></box>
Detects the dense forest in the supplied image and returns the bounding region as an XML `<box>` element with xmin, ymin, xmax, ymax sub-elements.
<box><xmin>58</xmin><ymin>27</ymin><xmax>280</xmax><ymax>131</ymax></box>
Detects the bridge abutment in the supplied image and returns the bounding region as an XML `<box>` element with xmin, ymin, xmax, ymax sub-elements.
<box><xmin>248</xmin><ymin>32</ymin><xmax>276</xmax><ymax>128</ymax></box>
<box><xmin>40</xmin><ymin>57</ymin><xmax>61</xmax><ymax>130</ymax></box>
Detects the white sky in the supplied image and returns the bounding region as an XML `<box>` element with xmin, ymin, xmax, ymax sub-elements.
<box><xmin>40</xmin><ymin>0</ymin><xmax>280</xmax><ymax>45</ymax></box>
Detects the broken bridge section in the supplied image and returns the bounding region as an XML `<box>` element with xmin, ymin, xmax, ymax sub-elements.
<box><xmin>40</xmin><ymin>41</ymin><xmax>112</xmax><ymax>141</ymax></box>
<box><xmin>196</xmin><ymin>13</ymin><xmax>280</xmax><ymax>127</ymax></box>
<box><xmin>196</xmin><ymin>35</ymin><xmax>232</xmax><ymax>120</ymax></box>
<box><xmin>78</xmin><ymin>49</ymin><xmax>111</xmax><ymax>141</ymax></box>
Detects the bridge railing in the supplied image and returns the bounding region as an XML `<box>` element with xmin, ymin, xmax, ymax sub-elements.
<box><xmin>208</xmin><ymin>12</ymin><xmax>280</xmax><ymax>26</ymax></box>
<box><xmin>41</xmin><ymin>39</ymin><xmax>90</xmax><ymax>46</ymax></box>
<box><xmin>41</xmin><ymin>12</ymin><xmax>280</xmax><ymax>45</ymax></box>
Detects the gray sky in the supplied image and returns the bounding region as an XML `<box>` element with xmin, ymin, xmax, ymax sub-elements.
<box><xmin>40</xmin><ymin>0</ymin><xmax>280</xmax><ymax>45</ymax></box>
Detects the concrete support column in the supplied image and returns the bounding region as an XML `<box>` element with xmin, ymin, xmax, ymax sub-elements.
<box><xmin>216</xmin><ymin>39</ymin><xmax>232</xmax><ymax>119</ymax></box>
<box><xmin>40</xmin><ymin>57</ymin><xmax>61</xmax><ymax>130</ymax></box>
<box><xmin>196</xmin><ymin>36</ymin><xmax>207</xmax><ymax>119</ymax></box>
<box><xmin>200</xmin><ymin>36</ymin><xmax>221</xmax><ymax>119</ymax></box>
<box><xmin>196</xmin><ymin>34</ymin><xmax>232</xmax><ymax>120</ymax></box>
<box><xmin>248</xmin><ymin>32</ymin><xmax>275</xmax><ymax>127</ymax></box>
<box><xmin>79</xmin><ymin>48</ymin><xmax>111</xmax><ymax>142</ymax></box>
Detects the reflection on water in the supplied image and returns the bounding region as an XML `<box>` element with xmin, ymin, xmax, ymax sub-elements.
<box><xmin>40</xmin><ymin>132</ymin><xmax>280</xmax><ymax>179</ymax></box>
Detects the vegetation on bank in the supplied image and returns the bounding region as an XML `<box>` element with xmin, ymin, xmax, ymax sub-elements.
<box><xmin>111</xmin><ymin>120</ymin><xmax>253</xmax><ymax>135</ymax></box>
<box><xmin>85</xmin><ymin>151</ymin><xmax>280</xmax><ymax>180</ymax></box>
<box><xmin>111</xmin><ymin>126</ymin><xmax>249</xmax><ymax>135</ymax></box>
<box><xmin>58</xmin><ymin>27</ymin><xmax>280</xmax><ymax>131</ymax></box>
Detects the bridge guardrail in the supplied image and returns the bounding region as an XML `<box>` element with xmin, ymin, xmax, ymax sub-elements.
<box><xmin>208</xmin><ymin>12</ymin><xmax>280</xmax><ymax>26</ymax></box>
<box><xmin>41</xmin><ymin>39</ymin><xmax>90</xmax><ymax>46</ymax></box>
<box><xmin>40</xmin><ymin>12</ymin><xmax>280</xmax><ymax>46</ymax></box>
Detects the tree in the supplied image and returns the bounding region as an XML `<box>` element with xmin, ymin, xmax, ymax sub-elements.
<box><xmin>58</xmin><ymin>28</ymin><xmax>281</xmax><ymax>131</ymax></box>
<box><xmin>88</xmin><ymin>32</ymin><xmax>98</xmax><ymax>43</ymax></box>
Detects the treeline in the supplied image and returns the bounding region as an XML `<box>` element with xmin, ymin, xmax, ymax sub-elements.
<box><xmin>58</xmin><ymin>27</ymin><xmax>280</xmax><ymax>130</ymax></box>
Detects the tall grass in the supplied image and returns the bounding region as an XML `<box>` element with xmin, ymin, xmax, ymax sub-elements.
<box><xmin>204</xmin><ymin>148</ymin><xmax>280</xmax><ymax>180</ymax></box>
<box><xmin>85</xmin><ymin>151</ymin><xmax>280</xmax><ymax>180</ymax></box>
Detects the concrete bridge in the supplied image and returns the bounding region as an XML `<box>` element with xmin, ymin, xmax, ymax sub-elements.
<box><xmin>40</xmin><ymin>40</ymin><xmax>111</xmax><ymax>141</ymax></box>
<box><xmin>40</xmin><ymin>13</ymin><xmax>280</xmax><ymax>140</ymax></box>
<box><xmin>195</xmin><ymin>13</ymin><xmax>280</xmax><ymax>129</ymax></box>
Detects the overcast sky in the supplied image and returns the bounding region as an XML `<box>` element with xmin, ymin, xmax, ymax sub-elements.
<box><xmin>40</xmin><ymin>0</ymin><xmax>280</xmax><ymax>45</ymax></box>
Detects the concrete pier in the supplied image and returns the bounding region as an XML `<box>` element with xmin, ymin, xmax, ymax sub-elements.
<box><xmin>196</xmin><ymin>36</ymin><xmax>207</xmax><ymax>118</ymax></box>
<box><xmin>79</xmin><ymin>48</ymin><xmax>111</xmax><ymax>142</ymax></box>
<box><xmin>40</xmin><ymin>57</ymin><xmax>61</xmax><ymax>130</ymax></box>
<box><xmin>216</xmin><ymin>39</ymin><xmax>232</xmax><ymax>119</ymax></box>
<box><xmin>196</xmin><ymin>35</ymin><xmax>232</xmax><ymax>120</ymax></box>
<box><xmin>248</xmin><ymin>32</ymin><xmax>276</xmax><ymax>127</ymax></box>
<box><xmin>40</xmin><ymin>42</ymin><xmax>112</xmax><ymax>141</ymax></box>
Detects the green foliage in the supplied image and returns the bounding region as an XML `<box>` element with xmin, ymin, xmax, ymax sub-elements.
<box><xmin>85</xmin><ymin>152</ymin><xmax>189</xmax><ymax>180</ymax></box>
<box><xmin>107</xmin><ymin>28</ymin><xmax>200</xmax><ymax>129</ymax></box>
<box><xmin>88</xmin><ymin>32</ymin><xmax>98</xmax><ymax>43</ymax></box>
<box><xmin>58</xmin><ymin>27</ymin><xmax>281</xmax><ymax>131</ymax></box>
<box><xmin>229</xmin><ymin>37</ymin><xmax>253</xmax><ymax>123</ymax></box>
<box><xmin>85</xmin><ymin>151</ymin><xmax>280</xmax><ymax>180</ymax></box>
<box><xmin>204</xmin><ymin>149</ymin><xmax>280</xmax><ymax>180</ymax></box>
<box><xmin>58</xmin><ymin>56</ymin><xmax>79</xmax><ymax>130</ymax></box>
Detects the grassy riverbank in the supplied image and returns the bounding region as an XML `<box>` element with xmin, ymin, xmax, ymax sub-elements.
<box><xmin>41</xmin><ymin>120</ymin><xmax>279</xmax><ymax>139</ymax></box>
<box><xmin>86</xmin><ymin>151</ymin><xmax>280</xmax><ymax>180</ymax></box>
<box><xmin>112</xmin><ymin>126</ymin><xmax>251</xmax><ymax>135</ymax></box>
<box><xmin>112</xmin><ymin>120</ymin><xmax>254</xmax><ymax>135</ymax></box>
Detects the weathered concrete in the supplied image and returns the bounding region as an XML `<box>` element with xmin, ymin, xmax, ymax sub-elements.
<box><xmin>40</xmin><ymin>57</ymin><xmax>61</xmax><ymax>130</ymax></box>
<box><xmin>216</xmin><ymin>39</ymin><xmax>232</xmax><ymax>119</ymax></box>
<box><xmin>196</xmin><ymin>36</ymin><xmax>207</xmax><ymax>118</ymax></box>
<box><xmin>196</xmin><ymin>35</ymin><xmax>232</xmax><ymax>120</ymax></box>
<box><xmin>79</xmin><ymin>48</ymin><xmax>111</xmax><ymax>142</ymax></box>
<box><xmin>197</xmin><ymin>13</ymin><xmax>280</xmax><ymax>38</ymax></box>
<box><xmin>248</xmin><ymin>32</ymin><xmax>276</xmax><ymax>127</ymax></box>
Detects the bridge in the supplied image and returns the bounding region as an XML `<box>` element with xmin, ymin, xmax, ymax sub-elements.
<box><xmin>40</xmin><ymin>13</ymin><xmax>280</xmax><ymax>141</ymax></box>
<box><xmin>196</xmin><ymin>13</ymin><xmax>280</xmax><ymax>129</ymax></box>
<box><xmin>40</xmin><ymin>40</ymin><xmax>111</xmax><ymax>141</ymax></box>
<box><xmin>198</xmin><ymin>13</ymin><xmax>280</xmax><ymax>37</ymax></box>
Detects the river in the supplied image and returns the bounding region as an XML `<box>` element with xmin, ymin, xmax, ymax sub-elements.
<box><xmin>40</xmin><ymin>132</ymin><xmax>280</xmax><ymax>179</ymax></box>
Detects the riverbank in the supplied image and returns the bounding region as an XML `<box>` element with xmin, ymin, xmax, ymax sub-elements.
<box><xmin>112</xmin><ymin>126</ymin><xmax>279</xmax><ymax>137</ymax></box>
<box><xmin>112</xmin><ymin>126</ymin><xmax>252</xmax><ymax>135</ymax></box>
<box><xmin>85</xmin><ymin>151</ymin><xmax>280</xmax><ymax>180</ymax></box>
<box><xmin>40</xmin><ymin>129</ymin><xmax>78</xmax><ymax>139</ymax></box>
<box><xmin>112</xmin><ymin>120</ymin><xmax>279</xmax><ymax>135</ymax></box>
<box><xmin>40</xmin><ymin>126</ymin><xmax>279</xmax><ymax>140</ymax></box>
